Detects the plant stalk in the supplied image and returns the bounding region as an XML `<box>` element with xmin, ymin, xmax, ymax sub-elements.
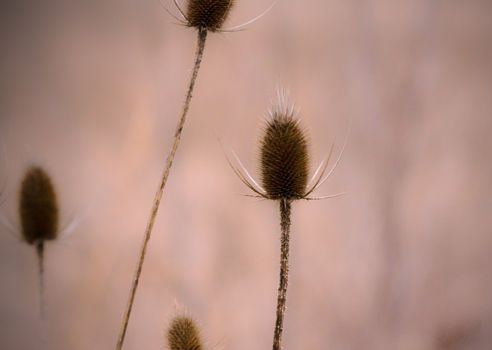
<box><xmin>115</xmin><ymin>28</ymin><xmax>208</xmax><ymax>350</ymax></box>
<box><xmin>273</xmin><ymin>198</ymin><xmax>291</xmax><ymax>350</ymax></box>
<box><xmin>36</xmin><ymin>241</ymin><xmax>45</xmax><ymax>318</ymax></box>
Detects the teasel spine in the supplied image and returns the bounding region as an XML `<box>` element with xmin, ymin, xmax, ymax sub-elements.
<box><xmin>115</xmin><ymin>27</ymin><xmax>208</xmax><ymax>350</ymax></box>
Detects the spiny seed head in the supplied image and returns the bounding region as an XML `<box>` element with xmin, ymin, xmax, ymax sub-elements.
<box><xmin>186</xmin><ymin>0</ymin><xmax>235</xmax><ymax>32</ymax></box>
<box><xmin>19</xmin><ymin>166</ymin><xmax>59</xmax><ymax>245</ymax></box>
<box><xmin>260</xmin><ymin>103</ymin><xmax>310</xmax><ymax>200</ymax></box>
<box><xmin>167</xmin><ymin>316</ymin><xmax>203</xmax><ymax>350</ymax></box>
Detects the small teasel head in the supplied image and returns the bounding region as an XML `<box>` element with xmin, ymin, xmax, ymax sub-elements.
<box><xmin>19</xmin><ymin>166</ymin><xmax>59</xmax><ymax>245</ymax></box>
<box><xmin>259</xmin><ymin>98</ymin><xmax>310</xmax><ymax>200</ymax></box>
<box><xmin>167</xmin><ymin>316</ymin><xmax>203</xmax><ymax>350</ymax></box>
<box><xmin>186</xmin><ymin>0</ymin><xmax>235</xmax><ymax>32</ymax></box>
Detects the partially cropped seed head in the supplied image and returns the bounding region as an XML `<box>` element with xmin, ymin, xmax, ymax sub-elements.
<box><xmin>19</xmin><ymin>167</ymin><xmax>59</xmax><ymax>245</ymax></box>
<box><xmin>260</xmin><ymin>104</ymin><xmax>310</xmax><ymax>200</ymax></box>
<box><xmin>167</xmin><ymin>316</ymin><xmax>203</xmax><ymax>350</ymax></box>
<box><xmin>186</xmin><ymin>0</ymin><xmax>235</xmax><ymax>32</ymax></box>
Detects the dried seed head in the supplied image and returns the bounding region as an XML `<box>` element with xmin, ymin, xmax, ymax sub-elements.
<box><xmin>19</xmin><ymin>166</ymin><xmax>59</xmax><ymax>245</ymax></box>
<box><xmin>260</xmin><ymin>104</ymin><xmax>310</xmax><ymax>200</ymax></box>
<box><xmin>167</xmin><ymin>316</ymin><xmax>203</xmax><ymax>350</ymax></box>
<box><xmin>186</xmin><ymin>0</ymin><xmax>235</xmax><ymax>32</ymax></box>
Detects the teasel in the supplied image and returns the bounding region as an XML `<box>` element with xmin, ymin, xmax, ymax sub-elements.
<box><xmin>115</xmin><ymin>2</ymin><xmax>276</xmax><ymax>349</ymax></box>
<box><xmin>19</xmin><ymin>166</ymin><xmax>59</xmax><ymax>317</ymax></box>
<box><xmin>226</xmin><ymin>91</ymin><xmax>346</xmax><ymax>350</ymax></box>
<box><xmin>167</xmin><ymin>316</ymin><xmax>203</xmax><ymax>350</ymax></box>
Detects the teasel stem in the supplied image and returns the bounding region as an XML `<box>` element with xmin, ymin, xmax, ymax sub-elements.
<box><xmin>273</xmin><ymin>198</ymin><xmax>291</xmax><ymax>350</ymax></box>
<box><xmin>115</xmin><ymin>28</ymin><xmax>208</xmax><ymax>350</ymax></box>
<box><xmin>36</xmin><ymin>241</ymin><xmax>45</xmax><ymax>318</ymax></box>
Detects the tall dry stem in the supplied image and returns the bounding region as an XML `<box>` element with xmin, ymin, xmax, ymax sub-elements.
<box><xmin>115</xmin><ymin>28</ymin><xmax>208</xmax><ymax>350</ymax></box>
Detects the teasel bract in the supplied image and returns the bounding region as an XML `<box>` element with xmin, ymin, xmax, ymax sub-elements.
<box><xmin>167</xmin><ymin>316</ymin><xmax>203</xmax><ymax>350</ymax></box>
<box><xmin>115</xmin><ymin>1</ymin><xmax>276</xmax><ymax>349</ymax></box>
<box><xmin>19</xmin><ymin>166</ymin><xmax>59</xmax><ymax>317</ymax></box>
<box><xmin>226</xmin><ymin>91</ymin><xmax>345</xmax><ymax>350</ymax></box>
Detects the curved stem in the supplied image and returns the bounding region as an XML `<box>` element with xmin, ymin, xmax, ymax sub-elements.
<box><xmin>115</xmin><ymin>28</ymin><xmax>208</xmax><ymax>350</ymax></box>
<box><xmin>273</xmin><ymin>199</ymin><xmax>291</xmax><ymax>350</ymax></box>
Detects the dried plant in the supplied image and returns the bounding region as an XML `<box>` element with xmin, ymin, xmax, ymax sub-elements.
<box><xmin>115</xmin><ymin>1</ymin><xmax>243</xmax><ymax>349</ymax></box>
<box><xmin>19</xmin><ymin>166</ymin><xmax>59</xmax><ymax>317</ymax></box>
<box><xmin>167</xmin><ymin>316</ymin><xmax>203</xmax><ymax>350</ymax></box>
<box><xmin>227</xmin><ymin>91</ymin><xmax>345</xmax><ymax>350</ymax></box>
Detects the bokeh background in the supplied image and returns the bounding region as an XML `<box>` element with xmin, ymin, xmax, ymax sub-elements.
<box><xmin>1</xmin><ymin>0</ymin><xmax>491</xmax><ymax>349</ymax></box>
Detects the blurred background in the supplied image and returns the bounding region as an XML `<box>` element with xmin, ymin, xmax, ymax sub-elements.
<box><xmin>1</xmin><ymin>0</ymin><xmax>491</xmax><ymax>349</ymax></box>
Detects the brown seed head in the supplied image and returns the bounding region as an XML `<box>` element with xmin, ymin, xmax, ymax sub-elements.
<box><xmin>167</xmin><ymin>316</ymin><xmax>203</xmax><ymax>350</ymax></box>
<box><xmin>19</xmin><ymin>166</ymin><xmax>59</xmax><ymax>245</ymax></box>
<box><xmin>186</xmin><ymin>0</ymin><xmax>235</xmax><ymax>32</ymax></box>
<box><xmin>260</xmin><ymin>104</ymin><xmax>310</xmax><ymax>200</ymax></box>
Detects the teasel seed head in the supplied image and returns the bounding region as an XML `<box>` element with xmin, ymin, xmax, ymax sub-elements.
<box><xmin>186</xmin><ymin>0</ymin><xmax>235</xmax><ymax>32</ymax></box>
<box><xmin>167</xmin><ymin>316</ymin><xmax>203</xmax><ymax>350</ymax></box>
<box><xmin>259</xmin><ymin>103</ymin><xmax>310</xmax><ymax>200</ymax></box>
<box><xmin>226</xmin><ymin>91</ymin><xmax>346</xmax><ymax>202</ymax></box>
<box><xmin>19</xmin><ymin>166</ymin><xmax>59</xmax><ymax>245</ymax></box>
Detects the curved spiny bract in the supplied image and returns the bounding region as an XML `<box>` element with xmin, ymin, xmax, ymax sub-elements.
<box><xmin>167</xmin><ymin>316</ymin><xmax>203</xmax><ymax>350</ymax></box>
<box><xmin>260</xmin><ymin>111</ymin><xmax>310</xmax><ymax>200</ymax></box>
<box><xmin>186</xmin><ymin>0</ymin><xmax>235</xmax><ymax>32</ymax></box>
<box><xmin>19</xmin><ymin>166</ymin><xmax>59</xmax><ymax>245</ymax></box>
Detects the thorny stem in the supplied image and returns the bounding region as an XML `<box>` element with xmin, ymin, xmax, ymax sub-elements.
<box><xmin>115</xmin><ymin>28</ymin><xmax>208</xmax><ymax>350</ymax></box>
<box><xmin>273</xmin><ymin>199</ymin><xmax>291</xmax><ymax>350</ymax></box>
<box><xmin>36</xmin><ymin>241</ymin><xmax>45</xmax><ymax>319</ymax></box>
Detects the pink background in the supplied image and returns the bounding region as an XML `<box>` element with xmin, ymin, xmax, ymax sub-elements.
<box><xmin>1</xmin><ymin>0</ymin><xmax>491</xmax><ymax>349</ymax></box>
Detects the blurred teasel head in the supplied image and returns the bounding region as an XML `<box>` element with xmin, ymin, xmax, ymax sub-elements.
<box><xmin>19</xmin><ymin>166</ymin><xmax>59</xmax><ymax>245</ymax></box>
<box><xmin>167</xmin><ymin>316</ymin><xmax>203</xmax><ymax>350</ymax></box>
<box><xmin>186</xmin><ymin>0</ymin><xmax>235</xmax><ymax>32</ymax></box>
